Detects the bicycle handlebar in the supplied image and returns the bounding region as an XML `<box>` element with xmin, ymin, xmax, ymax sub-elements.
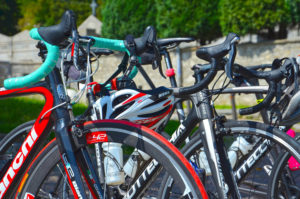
<box><xmin>3</xmin><ymin>10</ymin><xmax>76</xmax><ymax>89</ymax></box>
<box><xmin>91</xmin><ymin>37</ymin><xmax>130</xmax><ymax>54</ymax></box>
<box><xmin>172</xmin><ymin>58</ymin><xmax>218</xmax><ymax>96</ymax></box>
<box><xmin>4</xmin><ymin>28</ymin><xmax>60</xmax><ymax>89</ymax></box>
<box><xmin>239</xmin><ymin>81</ymin><xmax>277</xmax><ymax>115</ymax></box>
<box><xmin>233</xmin><ymin>61</ymin><xmax>290</xmax><ymax>81</ymax></box>
<box><xmin>233</xmin><ymin>60</ymin><xmax>293</xmax><ymax>115</ymax></box>
<box><xmin>91</xmin><ymin>26</ymin><xmax>160</xmax><ymax>82</ymax></box>
<box><xmin>3</xmin><ymin>12</ymin><xmax>136</xmax><ymax>90</ymax></box>
<box><xmin>247</xmin><ymin>64</ymin><xmax>272</xmax><ymax>71</ymax></box>
<box><xmin>172</xmin><ymin>33</ymin><xmax>239</xmax><ymax>97</ymax></box>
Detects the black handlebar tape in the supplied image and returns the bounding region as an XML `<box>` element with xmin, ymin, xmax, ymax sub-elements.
<box><xmin>233</xmin><ymin>63</ymin><xmax>288</xmax><ymax>81</ymax></box>
<box><xmin>247</xmin><ymin>64</ymin><xmax>273</xmax><ymax>70</ymax></box>
<box><xmin>172</xmin><ymin>58</ymin><xmax>218</xmax><ymax>97</ymax></box>
<box><xmin>233</xmin><ymin>64</ymin><xmax>262</xmax><ymax>79</ymax></box>
<box><xmin>239</xmin><ymin>81</ymin><xmax>276</xmax><ymax>115</ymax></box>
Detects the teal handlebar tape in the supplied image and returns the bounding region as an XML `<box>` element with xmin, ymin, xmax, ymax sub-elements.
<box><xmin>91</xmin><ymin>37</ymin><xmax>129</xmax><ymax>54</ymax></box>
<box><xmin>4</xmin><ymin>28</ymin><xmax>59</xmax><ymax>89</ymax></box>
<box><xmin>129</xmin><ymin>65</ymin><xmax>138</xmax><ymax>79</ymax></box>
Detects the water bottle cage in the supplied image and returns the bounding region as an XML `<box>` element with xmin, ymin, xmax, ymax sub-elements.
<box><xmin>104</xmin><ymin>152</ymin><xmax>124</xmax><ymax>172</ymax></box>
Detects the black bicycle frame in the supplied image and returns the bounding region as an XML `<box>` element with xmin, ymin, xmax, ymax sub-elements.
<box><xmin>121</xmin><ymin>65</ymin><xmax>239</xmax><ymax>198</ymax></box>
<box><xmin>121</xmin><ymin>48</ymin><xmax>283</xmax><ymax>198</ymax></box>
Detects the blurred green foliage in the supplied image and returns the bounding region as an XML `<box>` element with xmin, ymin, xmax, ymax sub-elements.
<box><xmin>288</xmin><ymin>0</ymin><xmax>300</xmax><ymax>24</ymax></box>
<box><xmin>1</xmin><ymin>0</ymin><xmax>300</xmax><ymax>44</ymax></box>
<box><xmin>155</xmin><ymin>0</ymin><xmax>221</xmax><ymax>44</ymax></box>
<box><xmin>0</xmin><ymin>0</ymin><xmax>21</xmax><ymax>35</ymax></box>
<box><xmin>101</xmin><ymin>0</ymin><xmax>157</xmax><ymax>38</ymax></box>
<box><xmin>219</xmin><ymin>0</ymin><xmax>290</xmax><ymax>39</ymax></box>
<box><xmin>17</xmin><ymin>0</ymin><xmax>102</xmax><ymax>30</ymax></box>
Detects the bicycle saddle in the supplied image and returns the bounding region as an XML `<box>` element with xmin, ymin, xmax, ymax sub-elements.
<box><xmin>38</xmin><ymin>10</ymin><xmax>74</xmax><ymax>45</ymax></box>
<box><xmin>157</xmin><ymin>37</ymin><xmax>195</xmax><ymax>49</ymax></box>
<box><xmin>196</xmin><ymin>33</ymin><xmax>239</xmax><ymax>62</ymax></box>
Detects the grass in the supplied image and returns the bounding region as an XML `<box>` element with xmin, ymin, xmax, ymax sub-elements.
<box><xmin>0</xmin><ymin>97</ymin><xmax>87</xmax><ymax>134</ymax></box>
<box><xmin>164</xmin><ymin>120</ymin><xmax>180</xmax><ymax>135</ymax></box>
<box><xmin>0</xmin><ymin>96</ymin><xmax>253</xmax><ymax>135</ymax></box>
<box><xmin>214</xmin><ymin>104</ymin><xmax>249</xmax><ymax>109</ymax></box>
<box><xmin>0</xmin><ymin>97</ymin><xmax>184</xmax><ymax>135</ymax></box>
<box><xmin>182</xmin><ymin>102</ymin><xmax>251</xmax><ymax>110</ymax></box>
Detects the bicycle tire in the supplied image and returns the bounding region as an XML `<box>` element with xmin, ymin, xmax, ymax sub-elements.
<box><xmin>16</xmin><ymin>120</ymin><xmax>208</xmax><ymax>199</ymax></box>
<box><xmin>0</xmin><ymin>120</ymin><xmax>34</xmax><ymax>177</ymax></box>
<box><xmin>0</xmin><ymin>120</ymin><xmax>34</xmax><ymax>153</ymax></box>
<box><xmin>267</xmin><ymin>136</ymin><xmax>300</xmax><ymax>199</ymax></box>
<box><xmin>159</xmin><ymin>120</ymin><xmax>300</xmax><ymax>198</ymax></box>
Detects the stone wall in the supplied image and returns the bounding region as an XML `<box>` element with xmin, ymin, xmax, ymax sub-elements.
<box><xmin>0</xmin><ymin>15</ymin><xmax>102</xmax><ymax>83</ymax></box>
<box><xmin>1</xmin><ymin>29</ymin><xmax>300</xmax><ymax>106</ymax></box>
<box><xmin>91</xmin><ymin>38</ymin><xmax>300</xmax><ymax>107</ymax></box>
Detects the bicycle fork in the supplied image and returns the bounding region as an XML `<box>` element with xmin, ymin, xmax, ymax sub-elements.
<box><xmin>49</xmin><ymin>70</ymin><xmax>104</xmax><ymax>199</ymax></box>
<box><xmin>193</xmin><ymin>89</ymin><xmax>241</xmax><ymax>199</ymax></box>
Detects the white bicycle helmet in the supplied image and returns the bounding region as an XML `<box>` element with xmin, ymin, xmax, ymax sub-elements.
<box><xmin>91</xmin><ymin>86</ymin><xmax>174</xmax><ymax>130</ymax></box>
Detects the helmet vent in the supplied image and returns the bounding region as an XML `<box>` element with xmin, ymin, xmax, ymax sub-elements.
<box><xmin>102</xmin><ymin>104</ymin><xmax>107</xmax><ymax>119</ymax></box>
<box><xmin>110</xmin><ymin>101</ymin><xmax>135</xmax><ymax>119</ymax></box>
<box><xmin>138</xmin><ymin>105</ymin><xmax>170</xmax><ymax>118</ymax></box>
<box><xmin>113</xmin><ymin>94</ymin><xmax>131</xmax><ymax>107</ymax></box>
<box><xmin>142</xmin><ymin>97</ymin><xmax>168</xmax><ymax>109</ymax></box>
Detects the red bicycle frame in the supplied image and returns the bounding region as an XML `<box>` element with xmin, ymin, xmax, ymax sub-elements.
<box><xmin>0</xmin><ymin>83</ymin><xmax>54</xmax><ymax>198</ymax></box>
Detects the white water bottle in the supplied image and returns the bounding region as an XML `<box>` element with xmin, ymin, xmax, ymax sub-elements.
<box><xmin>198</xmin><ymin>136</ymin><xmax>255</xmax><ymax>174</ymax></box>
<box><xmin>228</xmin><ymin>136</ymin><xmax>254</xmax><ymax>167</ymax></box>
<box><xmin>123</xmin><ymin>149</ymin><xmax>150</xmax><ymax>178</ymax></box>
<box><xmin>199</xmin><ymin>151</ymin><xmax>212</xmax><ymax>175</ymax></box>
<box><xmin>102</xmin><ymin>142</ymin><xmax>125</xmax><ymax>185</ymax></box>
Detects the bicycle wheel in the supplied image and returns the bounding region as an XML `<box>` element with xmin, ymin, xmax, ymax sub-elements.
<box><xmin>16</xmin><ymin>120</ymin><xmax>208</xmax><ymax>199</ymax></box>
<box><xmin>159</xmin><ymin>120</ymin><xmax>300</xmax><ymax>198</ymax></box>
<box><xmin>0</xmin><ymin>120</ymin><xmax>34</xmax><ymax>175</ymax></box>
<box><xmin>268</xmin><ymin>137</ymin><xmax>300</xmax><ymax>199</ymax></box>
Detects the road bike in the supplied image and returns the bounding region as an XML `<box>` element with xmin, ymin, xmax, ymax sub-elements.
<box><xmin>153</xmin><ymin>34</ymin><xmax>300</xmax><ymax>198</ymax></box>
<box><xmin>3</xmin><ymin>10</ymin><xmax>300</xmax><ymax>198</ymax></box>
<box><xmin>4</xmin><ymin>30</ymin><xmax>300</xmax><ymax>198</ymax></box>
<box><xmin>19</xmin><ymin>29</ymin><xmax>300</xmax><ymax>199</ymax></box>
<box><xmin>137</xmin><ymin>35</ymin><xmax>300</xmax><ymax>198</ymax></box>
<box><xmin>0</xmin><ymin>11</ymin><xmax>207</xmax><ymax>199</ymax></box>
<box><xmin>232</xmin><ymin>59</ymin><xmax>300</xmax><ymax>199</ymax></box>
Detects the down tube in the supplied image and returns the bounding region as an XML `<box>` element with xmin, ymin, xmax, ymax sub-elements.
<box><xmin>0</xmin><ymin>85</ymin><xmax>54</xmax><ymax>199</ymax></box>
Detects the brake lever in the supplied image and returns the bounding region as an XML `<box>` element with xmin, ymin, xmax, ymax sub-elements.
<box><xmin>225</xmin><ymin>44</ymin><xmax>236</xmax><ymax>81</ymax></box>
<box><xmin>157</xmin><ymin>60</ymin><xmax>166</xmax><ymax>79</ymax></box>
<box><xmin>152</xmin><ymin>42</ymin><xmax>165</xmax><ymax>78</ymax></box>
<box><xmin>152</xmin><ymin>59</ymin><xmax>158</xmax><ymax>69</ymax></box>
<box><xmin>224</xmin><ymin>35</ymin><xmax>240</xmax><ymax>80</ymax></box>
<box><xmin>291</xmin><ymin>57</ymin><xmax>299</xmax><ymax>92</ymax></box>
